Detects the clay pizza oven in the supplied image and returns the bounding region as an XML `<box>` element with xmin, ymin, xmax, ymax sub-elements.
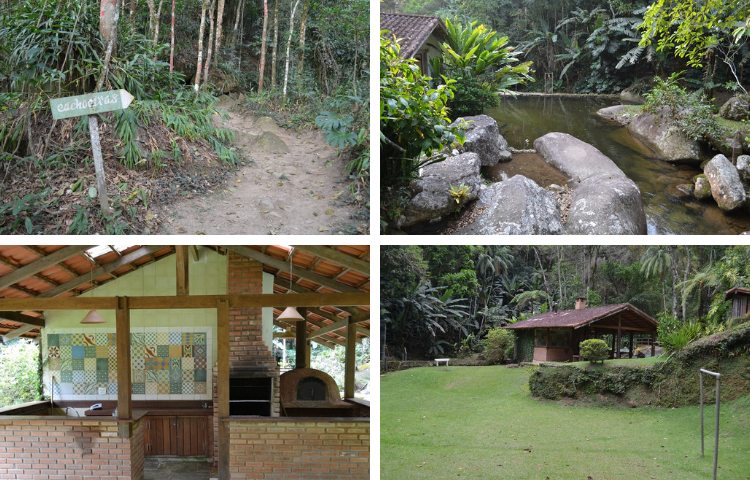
<box><xmin>279</xmin><ymin>367</ymin><xmax>356</xmax><ymax>417</ymax></box>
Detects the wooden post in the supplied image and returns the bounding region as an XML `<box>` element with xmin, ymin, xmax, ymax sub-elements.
<box><xmin>651</xmin><ymin>332</ymin><xmax>656</xmax><ymax>357</ymax></box>
<box><xmin>217</xmin><ymin>298</ymin><xmax>229</xmax><ymax>480</ymax></box>
<box><xmin>616</xmin><ymin>319</ymin><xmax>622</xmax><ymax>359</ymax></box>
<box><xmin>176</xmin><ymin>246</ymin><xmax>189</xmax><ymax>296</ymax></box>
<box><xmin>344</xmin><ymin>318</ymin><xmax>356</xmax><ymax>399</ymax></box>
<box><xmin>88</xmin><ymin>116</ymin><xmax>111</xmax><ymax>214</ymax></box>
<box><xmin>306</xmin><ymin>340</ymin><xmax>311</xmax><ymax>368</ymax></box>
<box><xmin>295</xmin><ymin>307</ymin><xmax>307</xmax><ymax>369</ymax></box>
<box><xmin>116</xmin><ymin>296</ymin><xmax>131</xmax><ymax>420</ymax></box>
<box><xmin>629</xmin><ymin>333</ymin><xmax>634</xmax><ymax>358</ymax></box>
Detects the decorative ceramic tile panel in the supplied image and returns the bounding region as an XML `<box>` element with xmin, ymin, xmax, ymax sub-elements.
<box><xmin>46</xmin><ymin>328</ymin><xmax>211</xmax><ymax>400</ymax></box>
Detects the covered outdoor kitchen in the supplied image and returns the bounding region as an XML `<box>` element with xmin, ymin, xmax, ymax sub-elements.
<box><xmin>0</xmin><ymin>245</ymin><xmax>370</xmax><ymax>480</ymax></box>
<box><xmin>506</xmin><ymin>298</ymin><xmax>658</xmax><ymax>363</ymax></box>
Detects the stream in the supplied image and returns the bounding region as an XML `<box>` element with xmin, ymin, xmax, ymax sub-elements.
<box><xmin>486</xmin><ymin>95</ymin><xmax>750</xmax><ymax>235</ymax></box>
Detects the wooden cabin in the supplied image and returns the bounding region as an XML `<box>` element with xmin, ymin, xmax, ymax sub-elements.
<box><xmin>725</xmin><ymin>287</ymin><xmax>750</xmax><ymax>319</ymax></box>
<box><xmin>0</xmin><ymin>245</ymin><xmax>370</xmax><ymax>480</ymax></box>
<box><xmin>381</xmin><ymin>13</ymin><xmax>447</xmax><ymax>75</ymax></box>
<box><xmin>505</xmin><ymin>299</ymin><xmax>658</xmax><ymax>363</ymax></box>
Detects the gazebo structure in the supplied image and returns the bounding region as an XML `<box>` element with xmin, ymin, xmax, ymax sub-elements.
<box><xmin>505</xmin><ymin>298</ymin><xmax>658</xmax><ymax>363</ymax></box>
<box><xmin>0</xmin><ymin>245</ymin><xmax>370</xmax><ymax>480</ymax></box>
<box><xmin>725</xmin><ymin>287</ymin><xmax>750</xmax><ymax>319</ymax></box>
<box><xmin>380</xmin><ymin>13</ymin><xmax>446</xmax><ymax>75</ymax></box>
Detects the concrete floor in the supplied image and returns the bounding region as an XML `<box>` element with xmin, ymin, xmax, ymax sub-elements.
<box><xmin>144</xmin><ymin>457</ymin><xmax>216</xmax><ymax>480</ymax></box>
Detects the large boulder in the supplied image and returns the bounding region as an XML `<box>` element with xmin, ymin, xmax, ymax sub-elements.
<box><xmin>534</xmin><ymin>132</ymin><xmax>647</xmax><ymax>234</ymax></box>
<box><xmin>703</xmin><ymin>154</ymin><xmax>746</xmax><ymax>211</ymax></box>
<box><xmin>401</xmin><ymin>153</ymin><xmax>483</xmax><ymax>227</ymax></box>
<box><xmin>719</xmin><ymin>96</ymin><xmax>750</xmax><ymax>121</ymax></box>
<box><xmin>451</xmin><ymin>115</ymin><xmax>512</xmax><ymax>166</ymax></box>
<box><xmin>627</xmin><ymin>107</ymin><xmax>701</xmax><ymax>163</ymax></box>
<box><xmin>595</xmin><ymin>105</ymin><xmax>636</xmax><ymax>126</ymax></box>
<box><xmin>565</xmin><ymin>174</ymin><xmax>647</xmax><ymax>234</ymax></box>
<box><xmin>736</xmin><ymin>155</ymin><xmax>750</xmax><ymax>182</ymax></box>
<box><xmin>455</xmin><ymin>175</ymin><xmax>562</xmax><ymax>235</ymax></box>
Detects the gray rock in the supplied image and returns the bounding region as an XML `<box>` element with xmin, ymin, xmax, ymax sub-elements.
<box><xmin>627</xmin><ymin>107</ymin><xmax>701</xmax><ymax>163</ymax></box>
<box><xmin>719</xmin><ymin>96</ymin><xmax>750</xmax><ymax>121</ymax></box>
<box><xmin>704</xmin><ymin>154</ymin><xmax>746</xmax><ymax>211</ymax></box>
<box><xmin>534</xmin><ymin>132</ymin><xmax>646</xmax><ymax>234</ymax></box>
<box><xmin>455</xmin><ymin>175</ymin><xmax>562</xmax><ymax>235</ymax></box>
<box><xmin>401</xmin><ymin>153</ymin><xmax>483</xmax><ymax>227</ymax></box>
<box><xmin>534</xmin><ymin>132</ymin><xmax>624</xmax><ymax>180</ymax></box>
<box><xmin>451</xmin><ymin>115</ymin><xmax>512</xmax><ymax>166</ymax></box>
<box><xmin>737</xmin><ymin>155</ymin><xmax>750</xmax><ymax>181</ymax></box>
<box><xmin>676</xmin><ymin>183</ymin><xmax>694</xmax><ymax>197</ymax></box>
<box><xmin>693</xmin><ymin>174</ymin><xmax>712</xmax><ymax>200</ymax></box>
<box><xmin>620</xmin><ymin>89</ymin><xmax>645</xmax><ymax>105</ymax></box>
<box><xmin>565</xmin><ymin>174</ymin><xmax>647</xmax><ymax>235</ymax></box>
<box><xmin>595</xmin><ymin>105</ymin><xmax>635</xmax><ymax>126</ymax></box>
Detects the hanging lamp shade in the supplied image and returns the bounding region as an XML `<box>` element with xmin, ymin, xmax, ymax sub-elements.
<box><xmin>277</xmin><ymin>306</ymin><xmax>304</xmax><ymax>321</ymax></box>
<box><xmin>81</xmin><ymin>310</ymin><xmax>106</xmax><ymax>324</ymax></box>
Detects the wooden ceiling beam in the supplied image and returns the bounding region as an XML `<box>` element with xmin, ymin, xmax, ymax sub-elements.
<box><xmin>294</xmin><ymin>246</ymin><xmax>369</xmax><ymax>275</ymax></box>
<box><xmin>176</xmin><ymin>246</ymin><xmax>189</xmax><ymax>296</ymax></box>
<box><xmin>275</xmin><ymin>280</ymin><xmax>368</xmax><ymax>320</ymax></box>
<box><xmin>0</xmin><ymin>245</ymin><xmax>93</xmax><ymax>291</ymax></box>
<box><xmin>0</xmin><ymin>311</ymin><xmax>44</xmax><ymax>327</ymax></box>
<box><xmin>39</xmin><ymin>246</ymin><xmax>166</xmax><ymax>298</ymax></box>
<box><xmin>226</xmin><ymin>246</ymin><xmax>359</xmax><ymax>293</ymax></box>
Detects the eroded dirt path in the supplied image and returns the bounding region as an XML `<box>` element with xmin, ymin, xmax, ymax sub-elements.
<box><xmin>158</xmin><ymin>96</ymin><xmax>360</xmax><ymax>234</ymax></box>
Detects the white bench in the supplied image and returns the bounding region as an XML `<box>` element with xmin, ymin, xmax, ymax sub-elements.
<box><xmin>434</xmin><ymin>358</ymin><xmax>450</xmax><ymax>366</ymax></box>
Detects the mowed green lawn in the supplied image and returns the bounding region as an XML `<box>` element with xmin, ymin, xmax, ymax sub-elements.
<box><xmin>381</xmin><ymin>366</ymin><xmax>750</xmax><ymax>480</ymax></box>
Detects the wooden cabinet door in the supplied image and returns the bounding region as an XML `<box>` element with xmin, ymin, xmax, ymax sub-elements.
<box><xmin>175</xmin><ymin>416</ymin><xmax>210</xmax><ymax>457</ymax></box>
<box><xmin>144</xmin><ymin>416</ymin><xmax>178</xmax><ymax>456</ymax></box>
<box><xmin>144</xmin><ymin>415</ymin><xmax>210</xmax><ymax>457</ymax></box>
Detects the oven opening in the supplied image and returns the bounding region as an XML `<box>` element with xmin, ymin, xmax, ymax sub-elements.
<box><xmin>297</xmin><ymin>377</ymin><xmax>327</xmax><ymax>401</ymax></box>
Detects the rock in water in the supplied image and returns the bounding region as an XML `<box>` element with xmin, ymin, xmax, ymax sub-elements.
<box><xmin>719</xmin><ymin>97</ymin><xmax>750</xmax><ymax>121</ymax></box>
<box><xmin>595</xmin><ymin>105</ymin><xmax>636</xmax><ymax>126</ymax></box>
<box><xmin>534</xmin><ymin>132</ymin><xmax>647</xmax><ymax>234</ymax></box>
<box><xmin>627</xmin><ymin>107</ymin><xmax>701</xmax><ymax>163</ymax></box>
<box><xmin>401</xmin><ymin>153</ymin><xmax>482</xmax><ymax>228</ymax></box>
<box><xmin>704</xmin><ymin>154</ymin><xmax>746</xmax><ymax>211</ymax></box>
<box><xmin>455</xmin><ymin>175</ymin><xmax>562</xmax><ymax>235</ymax></box>
<box><xmin>693</xmin><ymin>174</ymin><xmax>712</xmax><ymax>200</ymax></box>
<box><xmin>737</xmin><ymin>155</ymin><xmax>750</xmax><ymax>182</ymax></box>
<box><xmin>450</xmin><ymin>115</ymin><xmax>512</xmax><ymax>166</ymax></box>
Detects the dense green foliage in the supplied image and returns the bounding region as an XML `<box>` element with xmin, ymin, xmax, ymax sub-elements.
<box><xmin>579</xmin><ymin>338</ymin><xmax>608</xmax><ymax>363</ymax></box>
<box><xmin>382</xmin><ymin>245</ymin><xmax>750</xmax><ymax>360</ymax></box>
<box><xmin>380</xmin><ymin>32</ymin><xmax>462</xmax><ymax>187</ymax></box>
<box><xmin>0</xmin><ymin>339</ymin><xmax>41</xmax><ymax>408</ymax></box>
<box><xmin>480</xmin><ymin>327</ymin><xmax>515</xmax><ymax>363</ymax></box>
<box><xmin>429</xmin><ymin>18</ymin><xmax>532</xmax><ymax>115</ymax></box>
<box><xmin>385</xmin><ymin>0</ymin><xmax>750</xmax><ymax>93</ymax></box>
<box><xmin>382</xmin><ymin>365</ymin><xmax>750</xmax><ymax>479</ymax></box>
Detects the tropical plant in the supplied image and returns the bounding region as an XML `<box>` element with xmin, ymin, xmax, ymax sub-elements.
<box><xmin>380</xmin><ymin>31</ymin><xmax>463</xmax><ymax>187</ymax></box>
<box><xmin>579</xmin><ymin>338</ymin><xmax>609</xmax><ymax>363</ymax></box>
<box><xmin>430</xmin><ymin>18</ymin><xmax>533</xmax><ymax>116</ymax></box>
<box><xmin>481</xmin><ymin>327</ymin><xmax>515</xmax><ymax>364</ymax></box>
<box><xmin>0</xmin><ymin>339</ymin><xmax>41</xmax><ymax>407</ymax></box>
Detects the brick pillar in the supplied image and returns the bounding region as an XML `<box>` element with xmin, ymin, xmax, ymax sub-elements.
<box><xmin>214</xmin><ymin>252</ymin><xmax>281</xmax><ymax>465</ymax></box>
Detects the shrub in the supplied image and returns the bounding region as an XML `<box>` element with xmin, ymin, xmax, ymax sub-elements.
<box><xmin>580</xmin><ymin>338</ymin><xmax>609</xmax><ymax>364</ymax></box>
<box><xmin>0</xmin><ymin>339</ymin><xmax>40</xmax><ymax>407</ymax></box>
<box><xmin>481</xmin><ymin>327</ymin><xmax>515</xmax><ymax>364</ymax></box>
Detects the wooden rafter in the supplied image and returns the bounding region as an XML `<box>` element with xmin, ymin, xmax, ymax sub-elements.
<box><xmin>295</xmin><ymin>246</ymin><xmax>369</xmax><ymax>275</ymax></box>
<box><xmin>0</xmin><ymin>311</ymin><xmax>44</xmax><ymax>327</ymax></box>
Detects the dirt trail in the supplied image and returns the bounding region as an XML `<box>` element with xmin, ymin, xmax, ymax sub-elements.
<box><xmin>158</xmin><ymin>96</ymin><xmax>359</xmax><ymax>234</ymax></box>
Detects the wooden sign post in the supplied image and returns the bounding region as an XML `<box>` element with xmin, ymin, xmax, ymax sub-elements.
<box><xmin>49</xmin><ymin>89</ymin><xmax>134</xmax><ymax>214</ymax></box>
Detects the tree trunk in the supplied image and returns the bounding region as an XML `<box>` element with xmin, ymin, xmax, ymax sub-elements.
<box><xmin>169</xmin><ymin>0</ymin><xmax>175</xmax><ymax>72</ymax></box>
<box><xmin>145</xmin><ymin>0</ymin><xmax>155</xmax><ymax>35</ymax></box>
<box><xmin>282</xmin><ymin>0</ymin><xmax>300</xmax><ymax>100</ymax></box>
<box><xmin>194</xmin><ymin>0</ymin><xmax>208</xmax><ymax>91</ymax></box>
<box><xmin>233</xmin><ymin>0</ymin><xmax>244</xmax><ymax>40</ymax></box>
<box><xmin>271</xmin><ymin>0</ymin><xmax>279</xmax><ymax>88</ymax></box>
<box><xmin>295</xmin><ymin>0</ymin><xmax>308</xmax><ymax>90</ymax></box>
<box><xmin>100</xmin><ymin>0</ymin><xmax>119</xmax><ymax>45</ymax></box>
<box><xmin>129</xmin><ymin>0</ymin><xmax>135</xmax><ymax>19</ymax></box>
<box><xmin>213</xmin><ymin>0</ymin><xmax>226</xmax><ymax>66</ymax></box>
<box><xmin>258</xmin><ymin>0</ymin><xmax>268</xmax><ymax>92</ymax></box>
<box><xmin>203</xmin><ymin>0</ymin><xmax>216</xmax><ymax>84</ymax></box>
<box><xmin>152</xmin><ymin>0</ymin><xmax>164</xmax><ymax>45</ymax></box>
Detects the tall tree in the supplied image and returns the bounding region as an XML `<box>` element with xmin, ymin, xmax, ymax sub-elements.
<box><xmin>295</xmin><ymin>0</ymin><xmax>308</xmax><ymax>89</ymax></box>
<box><xmin>282</xmin><ymin>0</ymin><xmax>301</xmax><ymax>100</ymax></box>
<box><xmin>258</xmin><ymin>0</ymin><xmax>269</xmax><ymax>91</ymax></box>
<box><xmin>194</xmin><ymin>0</ymin><xmax>209</xmax><ymax>91</ymax></box>
<box><xmin>203</xmin><ymin>0</ymin><xmax>216</xmax><ymax>83</ymax></box>
<box><xmin>271</xmin><ymin>0</ymin><xmax>279</xmax><ymax>87</ymax></box>
<box><xmin>169</xmin><ymin>0</ymin><xmax>175</xmax><ymax>72</ymax></box>
<box><xmin>213</xmin><ymin>0</ymin><xmax>226</xmax><ymax>66</ymax></box>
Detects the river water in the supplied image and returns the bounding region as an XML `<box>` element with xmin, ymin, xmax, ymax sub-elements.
<box><xmin>486</xmin><ymin>96</ymin><xmax>750</xmax><ymax>234</ymax></box>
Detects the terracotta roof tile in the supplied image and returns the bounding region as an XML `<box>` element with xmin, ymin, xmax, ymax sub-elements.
<box><xmin>381</xmin><ymin>13</ymin><xmax>445</xmax><ymax>58</ymax></box>
<box><xmin>505</xmin><ymin>303</ymin><xmax>656</xmax><ymax>330</ymax></box>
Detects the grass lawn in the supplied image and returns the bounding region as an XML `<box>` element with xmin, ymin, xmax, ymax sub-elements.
<box><xmin>381</xmin><ymin>366</ymin><xmax>750</xmax><ymax>479</ymax></box>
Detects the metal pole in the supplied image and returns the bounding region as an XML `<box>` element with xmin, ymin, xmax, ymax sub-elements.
<box><xmin>700</xmin><ymin>372</ymin><xmax>704</xmax><ymax>457</ymax></box>
<box><xmin>699</xmin><ymin>368</ymin><xmax>721</xmax><ymax>480</ymax></box>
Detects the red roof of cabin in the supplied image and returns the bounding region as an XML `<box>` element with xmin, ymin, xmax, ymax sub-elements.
<box><xmin>380</xmin><ymin>13</ymin><xmax>446</xmax><ymax>58</ymax></box>
<box><xmin>505</xmin><ymin>303</ymin><xmax>657</xmax><ymax>330</ymax></box>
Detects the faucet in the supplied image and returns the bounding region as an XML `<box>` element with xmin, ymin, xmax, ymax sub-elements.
<box><xmin>202</xmin><ymin>402</ymin><xmax>209</xmax><ymax>409</ymax></box>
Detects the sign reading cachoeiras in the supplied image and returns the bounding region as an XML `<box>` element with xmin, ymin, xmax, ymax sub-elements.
<box><xmin>49</xmin><ymin>89</ymin><xmax>134</xmax><ymax>120</ymax></box>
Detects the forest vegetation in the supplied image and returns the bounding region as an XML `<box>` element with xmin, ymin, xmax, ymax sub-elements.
<box><xmin>381</xmin><ymin>245</ymin><xmax>750</xmax><ymax>361</ymax></box>
<box><xmin>0</xmin><ymin>0</ymin><xmax>368</xmax><ymax>234</ymax></box>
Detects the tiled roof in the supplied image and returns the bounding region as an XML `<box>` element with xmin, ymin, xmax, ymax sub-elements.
<box><xmin>725</xmin><ymin>287</ymin><xmax>750</xmax><ymax>299</ymax></box>
<box><xmin>505</xmin><ymin>303</ymin><xmax>656</xmax><ymax>330</ymax></box>
<box><xmin>381</xmin><ymin>13</ymin><xmax>445</xmax><ymax>58</ymax></box>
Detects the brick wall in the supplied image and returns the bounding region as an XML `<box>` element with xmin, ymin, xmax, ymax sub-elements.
<box><xmin>0</xmin><ymin>418</ymin><xmax>144</xmax><ymax>480</ymax></box>
<box><xmin>227</xmin><ymin>418</ymin><xmax>369</xmax><ymax>480</ymax></box>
